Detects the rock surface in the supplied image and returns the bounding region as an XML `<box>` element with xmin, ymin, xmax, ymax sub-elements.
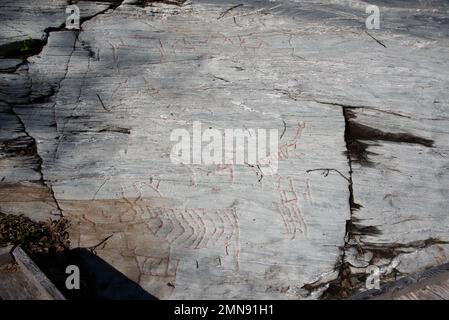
<box><xmin>1</xmin><ymin>0</ymin><xmax>448</xmax><ymax>299</ymax></box>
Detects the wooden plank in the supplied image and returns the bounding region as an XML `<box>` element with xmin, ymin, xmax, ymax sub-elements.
<box><xmin>352</xmin><ymin>263</ymin><xmax>449</xmax><ymax>300</ymax></box>
<box><xmin>0</xmin><ymin>264</ymin><xmax>43</xmax><ymax>300</ymax></box>
<box><xmin>11</xmin><ymin>246</ymin><xmax>65</xmax><ymax>300</ymax></box>
<box><xmin>425</xmin><ymin>283</ymin><xmax>449</xmax><ymax>300</ymax></box>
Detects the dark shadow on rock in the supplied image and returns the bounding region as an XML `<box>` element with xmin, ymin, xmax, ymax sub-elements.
<box><xmin>0</xmin><ymin>39</ymin><xmax>46</xmax><ymax>60</ymax></box>
<box><xmin>32</xmin><ymin>248</ymin><xmax>157</xmax><ymax>300</ymax></box>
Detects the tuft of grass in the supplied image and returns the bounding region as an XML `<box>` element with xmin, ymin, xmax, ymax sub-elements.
<box><xmin>0</xmin><ymin>212</ymin><xmax>70</xmax><ymax>255</ymax></box>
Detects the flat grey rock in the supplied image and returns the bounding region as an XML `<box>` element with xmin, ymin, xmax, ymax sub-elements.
<box><xmin>0</xmin><ymin>59</ymin><xmax>23</xmax><ymax>72</ymax></box>
<box><xmin>1</xmin><ymin>0</ymin><xmax>449</xmax><ymax>299</ymax></box>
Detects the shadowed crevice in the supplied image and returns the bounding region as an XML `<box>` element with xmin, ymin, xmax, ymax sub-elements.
<box><xmin>349</xmin><ymin>121</ymin><xmax>434</xmax><ymax>148</ymax></box>
<box><xmin>0</xmin><ymin>39</ymin><xmax>46</xmax><ymax>60</ymax></box>
<box><xmin>342</xmin><ymin>108</ymin><xmax>434</xmax><ymax>167</ymax></box>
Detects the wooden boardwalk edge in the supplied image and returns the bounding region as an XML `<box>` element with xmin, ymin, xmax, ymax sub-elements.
<box><xmin>351</xmin><ymin>263</ymin><xmax>449</xmax><ymax>300</ymax></box>
<box><xmin>11</xmin><ymin>246</ymin><xmax>65</xmax><ymax>300</ymax></box>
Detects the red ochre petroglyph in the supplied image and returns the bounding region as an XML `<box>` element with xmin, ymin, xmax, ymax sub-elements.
<box><xmin>143</xmin><ymin>206</ymin><xmax>239</xmax><ymax>250</ymax></box>
<box><xmin>275</xmin><ymin>177</ymin><xmax>308</xmax><ymax>240</ymax></box>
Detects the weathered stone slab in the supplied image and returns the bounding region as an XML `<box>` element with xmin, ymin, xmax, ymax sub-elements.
<box><xmin>1</xmin><ymin>0</ymin><xmax>449</xmax><ymax>299</ymax></box>
<box><xmin>0</xmin><ymin>0</ymin><xmax>110</xmax><ymax>46</ymax></box>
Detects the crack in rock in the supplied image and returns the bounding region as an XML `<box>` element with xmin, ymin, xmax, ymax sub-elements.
<box><xmin>307</xmin><ymin>106</ymin><xmax>444</xmax><ymax>299</ymax></box>
<box><xmin>7</xmin><ymin>104</ymin><xmax>64</xmax><ymax>217</ymax></box>
<box><xmin>302</xmin><ymin>102</ymin><xmax>436</xmax><ymax>299</ymax></box>
<box><xmin>1</xmin><ymin>0</ymin><xmax>129</xmax><ymax>217</ymax></box>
